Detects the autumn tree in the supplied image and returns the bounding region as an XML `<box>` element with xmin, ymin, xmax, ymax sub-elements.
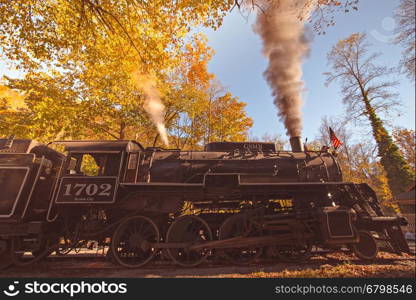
<box><xmin>206</xmin><ymin>92</ymin><xmax>253</xmax><ymax>142</ymax></box>
<box><xmin>169</xmin><ymin>92</ymin><xmax>253</xmax><ymax>150</ymax></box>
<box><xmin>1</xmin><ymin>32</ymin><xmax>253</xmax><ymax>148</ymax></box>
<box><xmin>0</xmin><ymin>1</ymin><xmax>256</xmax><ymax>147</ymax></box>
<box><xmin>394</xmin><ymin>0</ymin><xmax>416</xmax><ymax>80</ymax></box>
<box><xmin>2</xmin><ymin>73</ymin><xmax>95</xmax><ymax>142</ymax></box>
<box><xmin>0</xmin><ymin>85</ymin><xmax>31</xmax><ymax>138</ymax></box>
<box><xmin>0</xmin><ymin>0</ymin><xmax>361</xmax><ymax>66</ymax></box>
<box><xmin>347</xmin><ymin>142</ymin><xmax>392</xmax><ymax>202</ymax></box>
<box><xmin>393</xmin><ymin>127</ymin><xmax>416</xmax><ymax>172</ymax></box>
<box><xmin>166</xmin><ymin>36</ymin><xmax>253</xmax><ymax>149</ymax></box>
<box><xmin>0</xmin><ymin>0</ymin><xmax>234</xmax><ymax>73</ymax></box>
<box><xmin>0</xmin><ymin>1</ymin><xmax>237</xmax><ymax>143</ymax></box>
<box><xmin>325</xmin><ymin>33</ymin><xmax>414</xmax><ymax>195</ymax></box>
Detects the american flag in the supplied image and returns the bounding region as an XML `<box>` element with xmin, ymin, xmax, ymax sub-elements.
<box><xmin>329</xmin><ymin>127</ymin><xmax>343</xmax><ymax>150</ymax></box>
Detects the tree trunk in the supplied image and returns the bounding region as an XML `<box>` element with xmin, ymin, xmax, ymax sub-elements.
<box><xmin>119</xmin><ymin>121</ymin><xmax>126</xmax><ymax>140</ymax></box>
<box><xmin>362</xmin><ymin>94</ymin><xmax>414</xmax><ymax>195</ymax></box>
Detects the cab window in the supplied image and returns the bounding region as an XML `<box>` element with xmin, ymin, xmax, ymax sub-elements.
<box><xmin>66</xmin><ymin>153</ymin><xmax>121</xmax><ymax>176</ymax></box>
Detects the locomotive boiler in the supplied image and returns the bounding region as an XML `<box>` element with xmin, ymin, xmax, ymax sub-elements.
<box><xmin>0</xmin><ymin>136</ymin><xmax>410</xmax><ymax>269</ymax></box>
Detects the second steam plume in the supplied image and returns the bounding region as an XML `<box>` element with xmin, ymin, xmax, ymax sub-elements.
<box><xmin>253</xmin><ymin>0</ymin><xmax>314</xmax><ymax>137</ymax></box>
<box><xmin>133</xmin><ymin>72</ymin><xmax>170</xmax><ymax>147</ymax></box>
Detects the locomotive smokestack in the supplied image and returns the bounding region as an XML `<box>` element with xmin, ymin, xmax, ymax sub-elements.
<box><xmin>290</xmin><ymin>136</ymin><xmax>304</xmax><ymax>152</ymax></box>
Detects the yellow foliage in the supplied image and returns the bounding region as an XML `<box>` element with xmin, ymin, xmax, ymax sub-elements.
<box><xmin>0</xmin><ymin>85</ymin><xmax>27</xmax><ymax>110</ymax></box>
<box><xmin>0</xmin><ymin>1</ymin><xmax>254</xmax><ymax>147</ymax></box>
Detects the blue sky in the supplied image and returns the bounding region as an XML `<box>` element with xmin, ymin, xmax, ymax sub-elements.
<box><xmin>202</xmin><ymin>0</ymin><xmax>415</xmax><ymax>141</ymax></box>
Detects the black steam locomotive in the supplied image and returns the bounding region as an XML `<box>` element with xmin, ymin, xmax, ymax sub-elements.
<box><xmin>0</xmin><ymin>136</ymin><xmax>410</xmax><ymax>269</ymax></box>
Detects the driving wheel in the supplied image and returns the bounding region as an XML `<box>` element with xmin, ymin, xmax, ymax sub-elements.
<box><xmin>166</xmin><ymin>215</ymin><xmax>213</xmax><ymax>267</ymax></box>
<box><xmin>111</xmin><ymin>216</ymin><xmax>160</xmax><ymax>268</ymax></box>
<box><xmin>218</xmin><ymin>214</ymin><xmax>262</xmax><ymax>265</ymax></box>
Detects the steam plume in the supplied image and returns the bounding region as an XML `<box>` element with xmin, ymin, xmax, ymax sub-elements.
<box><xmin>133</xmin><ymin>72</ymin><xmax>169</xmax><ymax>146</ymax></box>
<box><xmin>253</xmin><ymin>0</ymin><xmax>315</xmax><ymax>137</ymax></box>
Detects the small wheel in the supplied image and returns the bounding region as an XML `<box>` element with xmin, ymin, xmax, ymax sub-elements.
<box><xmin>350</xmin><ymin>230</ymin><xmax>378</xmax><ymax>261</ymax></box>
<box><xmin>0</xmin><ymin>239</ymin><xmax>12</xmax><ymax>270</ymax></box>
<box><xmin>10</xmin><ymin>237</ymin><xmax>52</xmax><ymax>266</ymax></box>
<box><xmin>166</xmin><ymin>215</ymin><xmax>213</xmax><ymax>267</ymax></box>
<box><xmin>275</xmin><ymin>243</ymin><xmax>312</xmax><ymax>262</ymax></box>
<box><xmin>111</xmin><ymin>216</ymin><xmax>160</xmax><ymax>268</ymax></box>
<box><xmin>218</xmin><ymin>215</ymin><xmax>262</xmax><ymax>265</ymax></box>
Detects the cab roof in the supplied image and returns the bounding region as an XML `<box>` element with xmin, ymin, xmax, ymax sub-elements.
<box><xmin>53</xmin><ymin>140</ymin><xmax>144</xmax><ymax>152</ymax></box>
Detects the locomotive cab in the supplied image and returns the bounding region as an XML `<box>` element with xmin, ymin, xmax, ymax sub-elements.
<box><xmin>53</xmin><ymin>140</ymin><xmax>143</xmax><ymax>204</ymax></box>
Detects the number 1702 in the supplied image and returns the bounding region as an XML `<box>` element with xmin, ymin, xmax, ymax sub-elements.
<box><xmin>63</xmin><ymin>183</ymin><xmax>112</xmax><ymax>196</ymax></box>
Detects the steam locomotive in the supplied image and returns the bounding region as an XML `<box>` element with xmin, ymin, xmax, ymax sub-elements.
<box><xmin>0</xmin><ymin>136</ymin><xmax>410</xmax><ymax>269</ymax></box>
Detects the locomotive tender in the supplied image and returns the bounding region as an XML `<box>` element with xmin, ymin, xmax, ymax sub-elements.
<box><xmin>0</xmin><ymin>136</ymin><xmax>410</xmax><ymax>269</ymax></box>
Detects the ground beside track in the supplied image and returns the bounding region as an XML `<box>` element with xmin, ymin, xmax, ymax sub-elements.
<box><xmin>1</xmin><ymin>248</ymin><xmax>415</xmax><ymax>278</ymax></box>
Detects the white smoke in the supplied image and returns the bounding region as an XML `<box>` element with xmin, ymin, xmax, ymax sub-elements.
<box><xmin>253</xmin><ymin>0</ymin><xmax>315</xmax><ymax>137</ymax></box>
<box><xmin>133</xmin><ymin>73</ymin><xmax>169</xmax><ymax>146</ymax></box>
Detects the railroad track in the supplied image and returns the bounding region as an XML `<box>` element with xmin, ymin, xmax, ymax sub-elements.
<box><xmin>6</xmin><ymin>248</ymin><xmax>415</xmax><ymax>272</ymax></box>
<box><xmin>2</xmin><ymin>250</ymin><xmax>414</xmax><ymax>279</ymax></box>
